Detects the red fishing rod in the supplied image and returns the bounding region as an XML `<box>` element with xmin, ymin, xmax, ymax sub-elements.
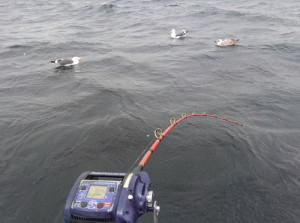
<box><xmin>132</xmin><ymin>113</ymin><xmax>245</xmax><ymax>173</ymax></box>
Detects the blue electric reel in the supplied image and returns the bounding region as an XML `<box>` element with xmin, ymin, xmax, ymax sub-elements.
<box><xmin>64</xmin><ymin>170</ymin><xmax>159</xmax><ymax>223</ymax></box>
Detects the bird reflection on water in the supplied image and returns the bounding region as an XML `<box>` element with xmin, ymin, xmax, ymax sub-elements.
<box><xmin>54</xmin><ymin>65</ymin><xmax>75</xmax><ymax>74</ymax></box>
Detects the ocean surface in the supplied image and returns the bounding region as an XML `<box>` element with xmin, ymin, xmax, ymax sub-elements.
<box><xmin>0</xmin><ymin>0</ymin><xmax>299</xmax><ymax>222</ymax></box>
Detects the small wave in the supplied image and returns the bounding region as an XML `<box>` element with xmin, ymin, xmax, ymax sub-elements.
<box><xmin>8</xmin><ymin>44</ymin><xmax>33</xmax><ymax>50</ymax></box>
<box><xmin>82</xmin><ymin>5</ymin><xmax>94</xmax><ymax>11</ymax></box>
<box><xmin>188</xmin><ymin>5</ymin><xmax>247</xmax><ymax>18</ymax></box>
<box><xmin>98</xmin><ymin>2</ymin><xmax>115</xmax><ymax>12</ymax></box>
<box><xmin>1</xmin><ymin>44</ymin><xmax>37</xmax><ymax>59</ymax></box>
<box><xmin>189</xmin><ymin>6</ymin><xmax>220</xmax><ymax>17</ymax></box>
<box><xmin>261</xmin><ymin>43</ymin><xmax>298</xmax><ymax>54</ymax></box>
<box><xmin>7</xmin><ymin>41</ymin><xmax>50</xmax><ymax>51</ymax></box>
<box><xmin>247</xmin><ymin>65</ymin><xmax>276</xmax><ymax>78</ymax></box>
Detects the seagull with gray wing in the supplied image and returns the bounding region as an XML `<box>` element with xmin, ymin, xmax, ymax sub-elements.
<box><xmin>50</xmin><ymin>57</ymin><xmax>82</xmax><ymax>66</ymax></box>
<box><xmin>170</xmin><ymin>29</ymin><xmax>188</xmax><ymax>39</ymax></box>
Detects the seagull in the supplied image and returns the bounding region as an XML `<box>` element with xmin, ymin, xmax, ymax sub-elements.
<box><xmin>50</xmin><ymin>57</ymin><xmax>82</xmax><ymax>66</ymax></box>
<box><xmin>170</xmin><ymin>29</ymin><xmax>188</xmax><ymax>39</ymax></box>
<box><xmin>215</xmin><ymin>38</ymin><xmax>239</xmax><ymax>46</ymax></box>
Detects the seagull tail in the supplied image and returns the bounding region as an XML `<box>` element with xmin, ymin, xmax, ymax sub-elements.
<box><xmin>50</xmin><ymin>60</ymin><xmax>55</xmax><ymax>63</ymax></box>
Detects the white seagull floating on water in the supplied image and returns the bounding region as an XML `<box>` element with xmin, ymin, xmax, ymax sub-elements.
<box><xmin>50</xmin><ymin>57</ymin><xmax>82</xmax><ymax>66</ymax></box>
<box><xmin>170</xmin><ymin>29</ymin><xmax>188</xmax><ymax>39</ymax></box>
<box><xmin>215</xmin><ymin>38</ymin><xmax>239</xmax><ymax>47</ymax></box>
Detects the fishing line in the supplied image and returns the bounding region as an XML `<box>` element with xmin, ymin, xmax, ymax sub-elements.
<box><xmin>127</xmin><ymin>136</ymin><xmax>157</xmax><ymax>173</ymax></box>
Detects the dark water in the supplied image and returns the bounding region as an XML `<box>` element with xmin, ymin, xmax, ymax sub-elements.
<box><xmin>0</xmin><ymin>0</ymin><xmax>299</xmax><ymax>222</ymax></box>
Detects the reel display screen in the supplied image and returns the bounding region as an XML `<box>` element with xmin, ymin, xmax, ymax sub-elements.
<box><xmin>86</xmin><ymin>185</ymin><xmax>108</xmax><ymax>199</ymax></box>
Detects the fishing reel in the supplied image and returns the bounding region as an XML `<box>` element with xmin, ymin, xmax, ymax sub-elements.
<box><xmin>64</xmin><ymin>170</ymin><xmax>160</xmax><ymax>223</ymax></box>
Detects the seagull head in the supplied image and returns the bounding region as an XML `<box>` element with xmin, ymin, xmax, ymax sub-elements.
<box><xmin>170</xmin><ymin>29</ymin><xmax>176</xmax><ymax>33</ymax></box>
<box><xmin>72</xmin><ymin>57</ymin><xmax>83</xmax><ymax>62</ymax></box>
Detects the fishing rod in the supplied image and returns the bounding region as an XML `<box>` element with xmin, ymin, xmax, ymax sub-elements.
<box><xmin>132</xmin><ymin>113</ymin><xmax>245</xmax><ymax>173</ymax></box>
<box><xmin>64</xmin><ymin>113</ymin><xmax>245</xmax><ymax>223</ymax></box>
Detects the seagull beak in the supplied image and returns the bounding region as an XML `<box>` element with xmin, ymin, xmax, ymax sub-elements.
<box><xmin>79</xmin><ymin>58</ymin><xmax>83</xmax><ymax>60</ymax></box>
